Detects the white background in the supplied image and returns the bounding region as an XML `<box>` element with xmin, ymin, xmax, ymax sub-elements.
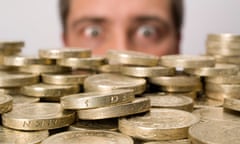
<box><xmin>0</xmin><ymin>0</ymin><xmax>240</xmax><ymax>55</ymax></box>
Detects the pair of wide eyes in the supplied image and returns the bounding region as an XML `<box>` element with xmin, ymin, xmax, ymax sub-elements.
<box><xmin>83</xmin><ymin>25</ymin><xmax>157</xmax><ymax>39</ymax></box>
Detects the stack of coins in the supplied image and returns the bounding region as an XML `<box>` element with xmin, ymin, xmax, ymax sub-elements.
<box><xmin>204</xmin><ymin>34</ymin><xmax>240</xmax><ymax>110</ymax></box>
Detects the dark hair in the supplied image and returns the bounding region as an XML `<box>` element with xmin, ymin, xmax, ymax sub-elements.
<box><xmin>59</xmin><ymin>0</ymin><xmax>184</xmax><ymax>34</ymax></box>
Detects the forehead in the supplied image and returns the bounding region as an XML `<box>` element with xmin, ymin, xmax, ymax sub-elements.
<box><xmin>68</xmin><ymin>0</ymin><xmax>172</xmax><ymax>22</ymax></box>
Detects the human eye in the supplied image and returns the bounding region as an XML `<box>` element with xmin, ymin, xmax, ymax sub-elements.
<box><xmin>83</xmin><ymin>25</ymin><xmax>103</xmax><ymax>39</ymax></box>
<box><xmin>134</xmin><ymin>24</ymin><xmax>165</xmax><ymax>43</ymax></box>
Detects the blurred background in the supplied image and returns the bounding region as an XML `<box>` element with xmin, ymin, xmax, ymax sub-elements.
<box><xmin>0</xmin><ymin>0</ymin><xmax>240</xmax><ymax>55</ymax></box>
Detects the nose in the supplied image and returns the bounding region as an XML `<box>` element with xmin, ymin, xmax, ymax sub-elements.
<box><xmin>109</xmin><ymin>27</ymin><xmax>130</xmax><ymax>51</ymax></box>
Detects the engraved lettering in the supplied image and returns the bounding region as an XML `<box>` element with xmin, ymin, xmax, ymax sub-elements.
<box><xmin>111</xmin><ymin>96</ymin><xmax>119</xmax><ymax>104</ymax></box>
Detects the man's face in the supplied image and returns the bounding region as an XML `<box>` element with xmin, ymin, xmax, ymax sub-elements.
<box><xmin>64</xmin><ymin>0</ymin><xmax>180</xmax><ymax>56</ymax></box>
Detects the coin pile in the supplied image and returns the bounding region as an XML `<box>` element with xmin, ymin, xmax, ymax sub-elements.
<box><xmin>0</xmin><ymin>34</ymin><xmax>240</xmax><ymax>143</ymax></box>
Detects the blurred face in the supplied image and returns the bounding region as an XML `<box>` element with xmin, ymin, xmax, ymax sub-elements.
<box><xmin>64</xmin><ymin>0</ymin><xmax>180</xmax><ymax>56</ymax></box>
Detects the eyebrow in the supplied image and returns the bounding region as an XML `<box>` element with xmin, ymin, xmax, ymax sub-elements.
<box><xmin>133</xmin><ymin>16</ymin><xmax>170</xmax><ymax>29</ymax></box>
<box><xmin>72</xmin><ymin>17</ymin><xmax>106</xmax><ymax>28</ymax></box>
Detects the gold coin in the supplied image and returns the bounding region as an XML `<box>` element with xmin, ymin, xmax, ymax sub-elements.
<box><xmin>206</xmin><ymin>83</ymin><xmax>240</xmax><ymax>99</ymax></box>
<box><xmin>144</xmin><ymin>93</ymin><xmax>193</xmax><ymax>112</ymax></box>
<box><xmin>120</xmin><ymin>66</ymin><xmax>175</xmax><ymax>77</ymax></box>
<box><xmin>12</xmin><ymin>94</ymin><xmax>40</xmax><ymax>104</ymax></box>
<box><xmin>97</xmin><ymin>64</ymin><xmax>122</xmax><ymax>73</ymax></box>
<box><xmin>19</xmin><ymin>65</ymin><xmax>71</xmax><ymax>74</ymax></box>
<box><xmin>0</xmin><ymin>126</ymin><xmax>49</xmax><ymax>144</ymax></box>
<box><xmin>0</xmin><ymin>48</ymin><xmax>21</xmax><ymax>56</ymax></box>
<box><xmin>207</xmin><ymin>47</ymin><xmax>240</xmax><ymax>56</ymax></box>
<box><xmin>207</xmin><ymin>33</ymin><xmax>240</xmax><ymax>41</ymax></box>
<box><xmin>3</xmin><ymin>55</ymin><xmax>54</xmax><ymax>66</ymax></box>
<box><xmin>214</xmin><ymin>55</ymin><xmax>240</xmax><ymax>65</ymax></box>
<box><xmin>41</xmin><ymin>130</ymin><xmax>133</xmax><ymax>144</ymax></box>
<box><xmin>0</xmin><ymin>41</ymin><xmax>24</xmax><ymax>49</ymax></box>
<box><xmin>161</xmin><ymin>85</ymin><xmax>202</xmax><ymax>93</ymax></box>
<box><xmin>207</xmin><ymin>40</ymin><xmax>240</xmax><ymax>50</ymax></box>
<box><xmin>189</xmin><ymin>120</ymin><xmax>240</xmax><ymax>144</ymax></box>
<box><xmin>84</xmin><ymin>73</ymin><xmax>146</xmax><ymax>95</ymax></box>
<box><xmin>193</xmin><ymin>107</ymin><xmax>240</xmax><ymax>122</ymax></box>
<box><xmin>57</xmin><ymin>57</ymin><xmax>105</xmax><ymax>70</ymax></box>
<box><xmin>168</xmin><ymin>91</ymin><xmax>197</xmax><ymax>100</ymax></box>
<box><xmin>21</xmin><ymin>83</ymin><xmax>79</xmax><ymax>98</ymax></box>
<box><xmin>0</xmin><ymin>65</ymin><xmax>20</xmax><ymax>71</ymax></box>
<box><xmin>0</xmin><ymin>87</ymin><xmax>21</xmax><ymax>95</ymax></box>
<box><xmin>61</xmin><ymin>89</ymin><xmax>135</xmax><ymax>110</ymax></box>
<box><xmin>149</xmin><ymin>75</ymin><xmax>201</xmax><ymax>87</ymax></box>
<box><xmin>77</xmin><ymin>97</ymin><xmax>150</xmax><ymax>120</ymax></box>
<box><xmin>194</xmin><ymin>97</ymin><xmax>223</xmax><ymax>109</ymax></box>
<box><xmin>39</xmin><ymin>48</ymin><xmax>91</xmax><ymax>59</ymax></box>
<box><xmin>224</xmin><ymin>98</ymin><xmax>240</xmax><ymax>112</ymax></box>
<box><xmin>0</xmin><ymin>95</ymin><xmax>12</xmax><ymax>114</ymax></box>
<box><xmin>143</xmin><ymin>139</ymin><xmax>190</xmax><ymax>144</ymax></box>
<box><xmin>69</xmin><ymin>119</ymin><xmax>118</xmax><ymax>131</ymax></box>
<box><xmin>205</xmin><ymin>91</ymin><xmax>231</xmax><ymax>101</ymax></box>
<box><xmin>119</xmin><ymin>108</ymin><xmax>199</xmax><ymax>141</ymax></box>
<box><xmin>206</xmin><ymin>74</ymin><xmax>240</xmax><ymax>84</ymax></box>
<box><xmin>42</xmin><ymin>71</ymin><xmax>91</xmax><ymax>85</ymax></box>
<box><xmin>0</xmin><ymin>71</ymin><xmax>39</xmax><ymax>88</ymax></box>
<box><xmin>159</xmin><ymin>55</ymin><xmax>215</xmax><ymax>68</ymax></box>
<box><xmin>2</xmin><ymin>103</ymin><xmax>75</xmax><ymax>130</ymax></box>
<box><xmin>185</xmin><ymin>64</ymin><xmax>239</xmax><ymax>76</ymax></box>
<box><xmin>107</xmin><ymin>50</ymin><xmax>159</xmax><ymax>66</ymax></box>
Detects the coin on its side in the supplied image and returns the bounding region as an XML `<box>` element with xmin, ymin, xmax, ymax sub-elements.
<box><xmin>21</xmin><ymin>83</ymin><xmax>79</xmax><ymax>98</ymax></box>
<box><xmin>42</xmin><ymin>71</ymin><xmax>91</xmax><ymax>85</ymax></box>
<box><xmin>143</xmin><ymin>139</ymin><xmax>190</xmax><ymax>144</ymax></box>
<box><xmin>39</xmin><ymin>48</ymin><xmax>91</xmax><ymax>59</ymax></box>
<box><xmin>107</xmin><ymin>50</ymin><xmax>159</xmax><ymax>66</ymax></box>
<box><xmin>224</xmin><ymin>98</ymin><xmax>240</xmax><ymax>112</ymax></box>
<box><xmin>119</xmin><ymin>108</ymin><xmax>199</xmax><ymax>141</ymax></box>
<box><xmin>69</xmin><ymin>119</ymin><xmax>118</xmax><ymax>131</ymax></box>
<box><xmin>77</xmin><ymin>97</ymin><xmax>150</xmax><ymax>120</ymax></box>
<box><xmin>19</xmin><ymin>65</ymin><xmax>71</xmax><ymax>74</ymax></box>
<box><xmin>0</xmin><ymin>87</ymin><xmax>21</xmax><ymax>95</ymax></box>
<box><xmin>194</xmin><ymin>97</ymin><xmax>223</xmax><ymax>109</ymax></box>
<box><xmin>2</xmin><ymin>103</ymin><xmax>75</xmax><ymax>130</ymax></box>
<box><xmin>206</xmin><ymin>74</ymin><xmax>240</xmax><ymax>84</ymax></box>
<box><xmin>57</xmin><ymin>57</ymin><xmax>105</xmax><ymax>70</ymax></box>
<box><xmin>206</xmin><ymin>83</ymin><xmax>240</xmax><ymax>99</ymax></box>
<box><xmin>214</xmin><ymin>55</ymin><xmax>240</xmax><ymax>65</ymax></box>
<box><xmin>61</xmin><ymin>89</ymin><xmax>135</xmax><ymax>110</ymax></box>
<box><xmin>3</xmin><ymin>55</ymin><xmax>54</xmax><ymax>66</ymax></box>
<box><xmin>159</xmin><ymin>55</ymin><xmax>215</xmax><ymax>68</ymax></box>
<box><xmin>120</xmin><ymin>66</ymin><xmax>175</xmax><ymax>78</ymax></box>
<box><xmin>206</xmin><ymin>40</ymin><xmax>240</xmax><ymax>50</ymax></box>
<box><xmin>144</xmin><ymin>93</ymin><xmax>193</xmax><ymax>112</ymax></box>
<box><xmin>185</xmin><ymin>64</ymin><xmax>239</xmax><ymax>76</ymax></box>
<box><xmin>97</xmin><ymin>64</ymin><xmax>122</xmax><ymax>73</ymax></box>
<box><xmin>0</xmin><ymin>41</ymin><xmax>24</xmax><ymax>48</ymax></box>
<box><xmin>149</xmin><ymin>75</ymin><xmax>201</xmax><ymax>87</ymax></box>
<box><xmin>189</xmin><ymin>120</ymin><xmax>240</xmax><ymax>144</ymax></box>
<box><xmin>207</xmin><ymin>46</ymin><xmax>240</xmax><ymax>56</ymax></box>
<box><xmin>161</xmin><ymin>85</ymin><xmax>202</xmax><ymax>93</ymax></box>
<box><xmin>193</xmin><ymin>107</ymin><xmax>240</xmax><ymax>123</ymax></box>
<box><xmin>0</xmin><ymin>95</ymin><xmax>13</xmax><ymax>114</ymax></box>
<box><xmin>207</xmin><ymin>33</ymin><xmax>240</xmax><ymax>42</ymax></box>
<box><xmin>0</xmin><ymin>71</ymin><xmax>39</xmax><ymax>88</ymax></box>
<box><xmin>84</xmin><ymin>73</ymin><xmax>146</xmax><ymax>95</ymax></box>
<box><xmin>0</xmin><ymin>126</ymin><xmax>48</xmax><ymax>144</ymax></box>
<box><xmin>12</xmin><ymin>94</ymin><xmax>40</xmax><ymax>104</ymax></box>
<box><xmin>41</xmin><ymin>130</ymin><xmax>133</xmax><ymax>144</ymax></box>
